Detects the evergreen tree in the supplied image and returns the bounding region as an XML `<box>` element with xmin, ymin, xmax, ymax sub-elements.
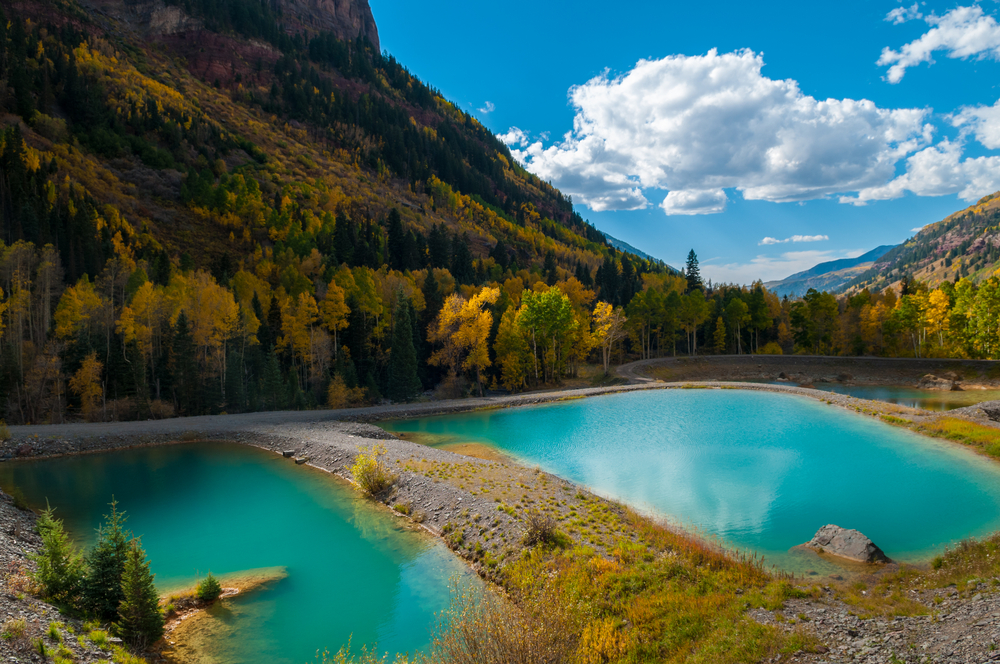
<box><xmin>261</xmin><ymin>351</ymin><xmax>285</xmax><ymax>410</ymax></box>
<box><xmin>543</xmin><ymin>250</ymin><xmax>558</xmax><ymax>285</ymax></box>
<box><xmin>170</xmin><ymin>312</ymin><xmax>198</xmax><ymax>415</ymax></box>
<box><xmin>685</xmin><ymin>250</ymin><xmax>703</xmax><ymax>292</ymax></box>
<box><xmin>117</xmin><ymin>538</ymin><xmax>164</xmax><ymax>650</ymax></box>
<box><xmin>450</xmin><ymin>232</ymin><xmax>474</xmax><ymax>284</ymax></box>
<box><xmin>82</xmin><ymin>499</ymin><xmax>129</xmax><ymax>622</ymax></box>
<box><xmin>387</xmin><ymin>295</ymin><xmax>421</xmax><ymax>402</ymax></box>
<box><xmin>386</xmin><ymin>208</ymin><xmax>406</xmax><ymax>271</ymax></box>
<box><xmin>31</xmin><ymin>504</ymin><xmax>84</xmax><ymax>604</ymax></box>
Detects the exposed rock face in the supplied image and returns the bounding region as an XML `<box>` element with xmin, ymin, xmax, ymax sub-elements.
<box><xmin>806</xmin><ymin>524</ymin><xmax>890</xmax><ymax>564</ymax></box>
<box><xmin>280</xmin><ymin>0</ymin><xmax>380</xmax><ymax>51</ymax></box>
<box><xmin>89</xmin><ymin>0</ymin><xmax>379</xmax><ymax>49</ymax></box>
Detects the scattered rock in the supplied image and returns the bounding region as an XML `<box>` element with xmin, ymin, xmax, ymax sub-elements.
<box><xmin>805</xmin><ymin>524</ymin><xmax>890</xmax><ymax>564</ymax></box>
<box><xmin>918</xmin><ymin>373</ymin><xmax>962</xmax><ymax>391</ymax></box>
<box><xmin>282</xmin><ymin>450</ymin><xmax>295</xmax><ymax>458</ymax></box>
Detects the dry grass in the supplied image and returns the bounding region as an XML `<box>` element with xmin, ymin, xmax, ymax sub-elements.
<box><xmin>918</xmin><ymin>417</ymin><xmax>1000</xmax><ymax>458</ymax></box>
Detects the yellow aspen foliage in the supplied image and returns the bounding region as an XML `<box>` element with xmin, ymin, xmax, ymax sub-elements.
<box><xmin>326</xmin><ymin>374</ymin><xmax>366</xmax><ymax>409</ymax></box>
<box><xmin>494</xmin><ymin>307</ymin><xmax>531</xmax><ymax>392</ymax></box>
<box><xmin>54</xmin><ymin>276</ymin><xmax>104</xmax><ymax>341</ymax></box>
<box><xmin>593</xmin><ymin>302</ymin><xmax>627</xmax><ymax>374</ymax></box>
<box><xmin>69</xmin><ymin>352</ymin><xmax>103</xmax><ymax>422</ymax></box>
<box><xmin>429</xmin><ymin>287</ymin><xmax>500</xmax><ymax>395</ymax></box>
<box><xmin>321</xmin><ymin>279</ymin><xmax>351</xmax><ymax>357</ymax></box>
<box><xmin>926</xmin><ymin>289</ymin><xmax>951</xmax><ymax>347</ymax></box>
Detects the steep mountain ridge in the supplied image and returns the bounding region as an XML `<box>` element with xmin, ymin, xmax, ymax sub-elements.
<box><xmin>848</xmin><ymin>193</ymin><xmax>1000</xmax><ymax>292</ymax></box>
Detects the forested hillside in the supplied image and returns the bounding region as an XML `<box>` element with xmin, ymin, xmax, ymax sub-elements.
<box><xmin>849</xmin><ymin>192</ymin><xmax>1000</xmax><ymax>292</ymax></box>
<box><xmin>0</xmin><ymin>0</ymin><xmax>675</xmax><ymax>423</ymax></box>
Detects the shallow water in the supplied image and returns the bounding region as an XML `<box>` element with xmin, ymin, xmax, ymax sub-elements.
<box><xmin>383</xmin><ymin>389</ymin><xmax>1000</xmax><ymax>573</ymax></box>
<box><xmin>803</xmin><ymin>383</ymin><xmax>1000</xmax><ymax>411</ymax></box>
<box><xmin>0</xmin><ymin>443</ymin><xmax>472</xmax><ymax>663</ymax></box>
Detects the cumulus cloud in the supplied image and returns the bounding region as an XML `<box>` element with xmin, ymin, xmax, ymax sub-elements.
<box><xmin>499</xmin><ymin>127</ymin><xmax>529</xmax><ymax>147</ymax></box>
<box><xmin>704</xmin><ymin>250</ymin><xmax>864</xmax><ymax>285</ymax></box>
<box><xmin>879</xmin><ymin>6</ymin><xmax>1000</xmax><ymax>83</ymax></box>
<box><xmin>842</xmin><ymin>140</ymin><xmax>1000</xmax><ymax>205</ymax></box>
<box><xmin>660</xmin><ymin>189</ymin><xmax>727</xmax><ymax>215</ymax></box>
<box><xmin>499</xmin><ymin>49</ymin><xmax>931</xmax><ymax>214</ymax></box>
<box><xmin>758</xmin><ymin>234</ymin><xmax>829</xmax><ymax>246</ymax></box>
<box><xmin>886</xmin><ymin>3</ymin><xmax>922</xmax><ymax>25</ymax></box>
<box><xmin>952</xmin><ymin>97</ymin><xmax>1000</xmax><ymax>149</ymax></box>
<box><xmin>478</xmin><ymin>101</ymin><xmax>496</xmax><ymax>114</ymax></box>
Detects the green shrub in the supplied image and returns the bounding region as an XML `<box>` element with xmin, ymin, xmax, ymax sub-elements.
<box><xmin>47</xmin><ymin>622</ymin><xmax>63</xmax><ymax>642</ymax></box>
<box><xmin>196</xmin><ymin>572</ymin><xmax>222</xmax><ymax>602</ymax></box>
<box><xmin>759</xmin><ymin>342</ymin><xmax>783</xmax><ymax>355</ymax></box>
<box><xmin>88</xmin><ymin>629</ymin><xmax>110</xmax><ymax>649</ymax></box>
<box><xmin>0</xmin><ymin>420</ymin><xmax>10</xmax><ymax>442</ymax></box>
<box><xmin>350</xmin><ymin>445</ymin><xmax>397</xmax><ymax>497</ymax></box>
<box><xmin>30</xmin><ymin>504</ymin><xmax>85</xmax><ymax>604</ymax></box>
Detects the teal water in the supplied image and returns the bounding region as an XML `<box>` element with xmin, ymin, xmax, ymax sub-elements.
<box><xmin>383</xmin><ymin>390</ymin><xmax>1000</xmax><ymax>572</ymax></box>
<box><xmin>0</xmin><ymin>443</ymin><xmax>472</xmax><ymax>663</ymax></box>
<box><xmin>803</xmin><ymin>383</ymin><xmax>1000</xmax><ymax>412</ymax></box>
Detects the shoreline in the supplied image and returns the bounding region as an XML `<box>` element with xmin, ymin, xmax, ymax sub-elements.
<box><xmin>7</xmin><ymin>364</ymin><xmax>1000</xmax><ymax>662</ymax></box>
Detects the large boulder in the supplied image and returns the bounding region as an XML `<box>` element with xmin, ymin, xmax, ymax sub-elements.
<box><xmin>805</xmin><ymin>525</ymin><xmax>890</xmax><ymax>564</ymax></box>
<box><xmin>918</xmin><ymin>373</ymin><xmax>962</xmax><ymax>391</ymax></box>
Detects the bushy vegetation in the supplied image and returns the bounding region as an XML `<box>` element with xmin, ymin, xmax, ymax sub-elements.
<box><xmin>918</xmin><ymin>417</ymin><xmax>1000</xmax><ymax>458</ymax></box>
<box><xmin>350</xmin><ymin>444</ymin><xmax>398</xmax><ymax>496</ymax></box>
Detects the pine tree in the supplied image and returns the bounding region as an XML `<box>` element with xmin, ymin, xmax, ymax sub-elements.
<box><xmin>685</xmin><ymin>250</ymin><xmax>703</xmax><ymax>292</ymax></box>
<box><xmin>30</xmin><ymin>504</ymin><xmax>84</xmax><ymax>604</ymax></box>
<box><xmin>543</xmin><ymin>250</ymin><xmax>558</xmax><ymax>286</ymax></box>
<box><xmin>387</xmin><ymin>296</ymin><xmax>421</xmax><ymax>402</ymax></box>
<box><xmin>82</xmin><ymin>499</ymin><xmax>130</xmax><ymax>622</ymax></box>
<box><xmin>117</xmin><ymin>539</ymin><xmax>164</xmax><ymax>650</ymax></box>
<box><xmin>171</xmin><ymin>312</ymin><xmax>198</xmax><ymax>416</ymax></box>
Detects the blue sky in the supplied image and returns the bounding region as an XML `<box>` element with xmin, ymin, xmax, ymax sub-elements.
<box><xmin>370</xmin><ymin>0</ymin><xmax>1000</xmax><ymax>283</ymax></box>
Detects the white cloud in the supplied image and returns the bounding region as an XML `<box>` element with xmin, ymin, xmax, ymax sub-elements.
<box><xmin>501</xmin><ymin>49</ymin><xmax>931</xmax><ymax>214</ymax></box>
<box><xmin>886</xmin><ymin>4</ymin><xmax>923</xmax><ymax>25</ymax></box>
<box><xmin>499</xmin><ymin>127</ymin><xmax>529</xmax><ymax>147</ymax></box>
<box><xmin>478</xmin><ymin>101</ymin><xmax>496</xmax><ymax>114</ymax></box>
<box><xmin>843</xmin><ymin>140</ymin><xmax>1000</xmax><ymax>204</ymax></box>
<box><xmin>911</xmin><ymin>226</ymin><xmax>926</xmax><ymax>232</ymax></box>
<box><xmin>952</xmin><ymin>97</ymin><xmax>1000</xmax><ymax>148</ymax></box>
<box><xmin>758</xmin><ymin>234</ymin><xmax>830</xmax><ymax>246</ymax></box>
<box><xmin>704</xmin><ymin>249</ymin><xmax>863</xmax><ymax>285</ymax></box>
<box><xmin>660</xmin><ymin>189</ymin><xmax>727</xmax><ymax>215</ymax></box>
<box><xmin>879</xmin><ymin>6</ymin><xmax>1000</xmax><ymax>83</ymax></box>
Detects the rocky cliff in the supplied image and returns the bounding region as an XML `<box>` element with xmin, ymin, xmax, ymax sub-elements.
<box><xmin>87</xmin><ymin>0</ymin><xmax>379</xmax><ymax>48</ymax></box>
<box><xmin>280</xmin><ymin>0</ymin><xmax>379</xmax><ymax>50</ymax></box>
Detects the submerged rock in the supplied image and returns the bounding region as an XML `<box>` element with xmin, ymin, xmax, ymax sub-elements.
<box><xmin>806</xmin><ymin>524</ymin><xmax>890</xmax><ymax>564</ymax></box>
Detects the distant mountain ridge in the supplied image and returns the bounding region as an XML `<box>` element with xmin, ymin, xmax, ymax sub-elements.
<box><xmin>764</xmin><ymin>245</ymin><xmax>895</xmax><ymax>297</ymax></box>
<box><xmin>846</xmin><ymin>192</ymin><xmax>1000</xmax><ymax>292</ymax></box>
<box><xmin>602</xmin><ymin>232</ymin><xmax>676</xmax><ymax>271</ymax></box>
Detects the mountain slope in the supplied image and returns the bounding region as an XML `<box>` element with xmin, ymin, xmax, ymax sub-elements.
<box><xmin>764</xmin><ymin>245</ymin><xmax>894</xmax><ymax>297</ymax></box>
<box><xmin>601</xmin><ymin>232</ymin><xmax>674</xmax><ymax>270</ymax></box>
<box><xmin>848</xmin><ymin>193</ymin><xmax>1000</xmax><ymax>292</ymax></box>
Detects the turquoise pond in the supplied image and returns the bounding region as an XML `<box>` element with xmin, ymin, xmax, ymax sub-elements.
<box><xmin>382</xmin><ymin>389</ymin><xmax>1000</xmax><ymax>573</ymax></box>
<box><xmin>0</xmin><ymin>443</ymin><xmax>473</xmax><ymax>664</ymax></box>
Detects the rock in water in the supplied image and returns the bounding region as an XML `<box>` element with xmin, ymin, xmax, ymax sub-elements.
<box><xmin>806</xmin><ymin>525</ymin><xmax>890</xmax><ymax>563</ymax></box>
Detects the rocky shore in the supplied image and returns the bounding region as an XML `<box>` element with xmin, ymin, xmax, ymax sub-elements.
<box><xmin>3</xmin><ymin>365</ymin><xmax>1000</xmax><ymax>662</ymax></box>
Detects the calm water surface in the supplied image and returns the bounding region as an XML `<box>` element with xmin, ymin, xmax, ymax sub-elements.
<box><xmin>0</xmin><ymin>443</ymin><xmax>472</xmax><ymax>663</ymax></box>
<box><xmin>804</xmin><ymin>383</ymin><xmax>1000</xmax><ymax>411</ymax></box>
<box><xmin>383</xmin><ymin>390</ymin><xmax>1000</xmax><ymax>572</ymax></box>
